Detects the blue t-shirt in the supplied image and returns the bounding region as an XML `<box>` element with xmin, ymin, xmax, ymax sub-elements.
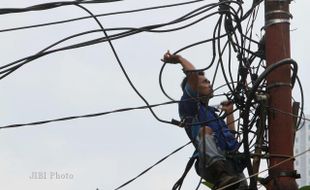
<box><xmin>179</xmin><ymin>83</ymin><xmax>239</xmax><ymax>151</ymax></box>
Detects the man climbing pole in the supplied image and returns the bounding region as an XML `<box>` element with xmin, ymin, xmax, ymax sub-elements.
<box><xmin>162</xmin><ymin>51</ymin><xmax>248</xmax><ymax>190</ymax></box>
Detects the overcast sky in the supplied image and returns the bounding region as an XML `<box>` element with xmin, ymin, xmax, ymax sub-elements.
<box><xmin>0</xmin><ymin>1</ymin><xmax>309</xmax><ymax>190</ymax></box>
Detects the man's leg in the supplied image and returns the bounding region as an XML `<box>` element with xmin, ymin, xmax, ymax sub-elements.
<box><xmin>197</xmin><ymin>126</ymin><xmax>241</xmax><ymax>189</ymax></box>
<box><xmin>225</xmin><ymin>159</ymin><xmax>249</xmax><ymax>189</ymax></box>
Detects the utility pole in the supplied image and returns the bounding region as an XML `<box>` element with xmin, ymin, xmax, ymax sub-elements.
<box><xmin>264</xmin><ymin>0</ymin><xmax>298</xmax><ymax>189</ymax></box>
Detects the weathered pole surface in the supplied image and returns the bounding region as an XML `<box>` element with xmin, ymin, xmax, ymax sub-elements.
<box><xmin>265</xmin><ymin>0</ymin><xmax>298</xmax><ymax>189</ymax></box>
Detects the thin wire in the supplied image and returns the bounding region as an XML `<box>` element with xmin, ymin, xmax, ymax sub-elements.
<box><xmin>0</xmin><ymin>90</ymin><xmax>228</xmax><ymax>130</ymax></box>
<box><xmin>195</xmin><ymin>178</ymin><xmax>203</xmax><ymax>190</ymax></box>
<box><xmin>266</xmin><ymin>106</ymin><xmax>310</xmax><ymax>122</ymax></box>
<box><xmin>0</xmin><ymin>1</ymin><xmax>306</xmax><ymax>189</ymax></box>
<box><xmin>113</xmin><ymin>141</ymin><xmax>191</xmax><ymax>190</ymax></box>
<box><xmin>76</xmin><ymin>2</ymin><xmax>188</xmax><ymax>125</ymax></box>
<box><xmin>0</xmin><ymin>2</ymin><xmax>225</xmax><ymax>80</ymax></box>
<box><xmin>0</xmin><ymin>0</ymin><xmax>207</xmax><ymax>33</ymax></box>
<box><xmin>0</xmin><ymin>100</ymin><xmax>176</xmax><ymax>130</ymax></box>
<box><xmin>217</xmin><ymin>147</ymin><xmax>310</xmax><ymax>190</ymax></box>
<box><xmin>0</xmin><ymin>0</ymin><xmax>123</xmax><ymax>15</ymax></box>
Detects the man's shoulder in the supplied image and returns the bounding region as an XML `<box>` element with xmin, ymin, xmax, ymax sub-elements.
<box><xmin>179</xmin><ymin>93</ymin><xmax>198</xmax><ymax>116</ymax></box>
<box><xmin>206</xmin><ymin>106</ymin><xmax>219</xmax><ymax>113</ymax></box>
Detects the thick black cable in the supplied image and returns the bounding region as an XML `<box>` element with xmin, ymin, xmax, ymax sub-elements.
<box><xmin>114</xmin><ymin>141</ymin><xmax>191</xmax><ymax>190</ymax></box>
<box><xmin>0</xmin><ymin>0</ymin><xmax>122</xmax><ymax>15</ymax></box>
<box><xmin>0</xmin><ymin>0</ymin><xmax>207</xmax><ymax>33</ymax></box>
<box><xmin>266</xmin><ymin>106</ymin><xmax>310</xmax><ymax>123</ymax></box>
<box><xmin>0</xmin><ymin>2</ymin><xmax>228</xmax><ymax>80</ymax></box>
<box><xmin>244</xmin><ymin>4</ymin><xmax>260</xmax><ymax>60</ymax></box>
<box><xmin>294</xmin><ymin>75</ymin><xmax>304</xmax><ymax>129</ymax></box>
<box><xmin>0</xmin><ymin>3</ymin><xmax>216</xmax><ymax>127</ymax></box>
<box><xmin>183</xmin><ymin>2</ymin><xmax>243</xmax><ymax>75</ymax></box>
<box><xmin>241</xmin><ymin>0</ymin><xmax>263</xmax><ymax>21</ymax></box>
<box><xmin>0</xmin><ymin>89</ymin><xmax>228</xmax><ymax>130</ymax></box>
<box><xmin>195</xmin><ymin>178</ymin><xmax>203</xmax><ymax>190</ymax></box>
<box><xmin>158</xmin><ymin>5</ymin><xmax>227</xmax><ymax>101</ymax></box>
<box><xmin>0</xmin><ymin>100</ymin><xmax>177</xmax><ymax>130</ymax></box>
<box><xmin>242</xmin><ymin>58</ymin><xmax>298</xmax><ymax>189</ymax></box>
<box><xmin>218</xmin><ymin>16</ymin><xmax>236</xmax><ymax>93</ymax></box>
<box><xmin>212</xmin><ymin>39</ymin><xmax>230</xmax><ymax>87</ymax></box>
<box><xmin>74</xmin><ymin>4</ymin><xmax>174</xmax><ymax>125</ymax></box>
<box><xmin>227</xmin><ymin>38</ymin><xmax>236</xmax><ymax>90</ymax></box>
<box><xmin>1</xmin><ymin>1</ymin><xmax>297</xmax><ymax>189</ymax></box>
<box><xmin>2</xmin><ymin>1</ymin><xmax>242</xmax><ymax>77</ymax></box>
<box><xmin>158</xmin><ymin>20</ymin><xmax>225</xmax><ymax>101</ymax></box>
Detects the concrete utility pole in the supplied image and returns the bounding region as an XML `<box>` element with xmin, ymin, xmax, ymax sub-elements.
<box><xmin>264</xmin><ymin>0</ymin><xmax>298</xmax><ymax>189</ymax></box>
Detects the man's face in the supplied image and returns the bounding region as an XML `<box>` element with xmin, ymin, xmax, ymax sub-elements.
<box><xmin>197</xmin><ymin>72</ymin><xmax>213</xmax><ymax>98</ymax></box>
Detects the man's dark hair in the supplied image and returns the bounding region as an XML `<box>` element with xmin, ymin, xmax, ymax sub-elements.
<box><xmin>181</xmin><ymin>77</ymin><xmax>187</xmax><ymax>90</ymax></box>
<box><xmin>181</xmin><ymin>71</ymin><xmax>204</xmax><ymax>90</ymax></box>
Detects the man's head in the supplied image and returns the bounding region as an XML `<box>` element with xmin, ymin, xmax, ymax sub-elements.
<box><xmin>196</xmin><ymin>71</ymin><xmax>214</xmax><ymax>98</ymax></box>
<box><xmin>181</xmin><ymin>71</ymin><xmax>214</xmax><ymax>99</ymax></box>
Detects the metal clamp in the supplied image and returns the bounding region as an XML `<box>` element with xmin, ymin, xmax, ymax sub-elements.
<box><xmin>266</xmin><ymin>0</ymin><xmax>291</xmax><ymax>2</ymax></box>
<box><xmin>255</xmin><ymin>93</ymin><xmax>268</xmax><ymax>101</ymax></box>
<box><xmin>267</xmin><ymin>82</ymin><xmax>292</xmax><ymax>91</ymax></box>
<box><xmin>259</xmin><ymin>170</ymin><xmax>300</xmax><ymax>185</ymax></box>
<box><xmin>265</xmin><ymin>10</ymin><xmax>293</xmax><ymax>19</ymax></box>
<box><xmin>263</xmin><ymin>18</ymin><xmax>290</xmax><ymax>30</ymax></box>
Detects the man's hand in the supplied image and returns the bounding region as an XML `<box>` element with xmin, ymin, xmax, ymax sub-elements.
<box><xmin>220</xmin><ymin>100</ymin><xmax>234</xmax><ymax>114</ymax></box>
<box><xmin>221</xmin><ymin>100</ymin><xmax>235</xmax><ymax>131</ymax></box>
<box><xmin>161</xmin><ymin>50</ymin><xmax>181</xmax><ymax>64</ymax></box>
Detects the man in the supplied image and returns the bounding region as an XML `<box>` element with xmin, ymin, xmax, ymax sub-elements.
<box><xmin>162</xmin><ymin>51</ymin><xmax>247</xmax><ymax>189</ymax></box>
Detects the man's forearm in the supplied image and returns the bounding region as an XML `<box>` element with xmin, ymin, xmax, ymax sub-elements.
<box><xmin>226</xmin><ymin>112</ymin><xmax>235</xmax><ymax>131</ymax></box>
<box><xmin>178</xmin><ymin>56</ymin><xmax>195</xmax><ymax>71</ymax></box>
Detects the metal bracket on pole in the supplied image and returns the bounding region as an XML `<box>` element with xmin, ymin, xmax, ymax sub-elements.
<box><xmin>264</xmin><ymin>0</ymin><xmax>297</xmax><ymax>188</ymax></box>
<box><xmin>266</xmin><ymin>0</ymin><xmax>291</xmax><ymax>2</ymax></box>
<box><xmin>263</xmin><ymin>19</ymin><xmax>290</xmax><ymax>30</ymax></box>
<box><xmin>259</xmin><ymin>170</ymin><xmax>300</xmax><ymax>186</ymax></box>
<box><xmin>267</xmin><ymin>82</ymin><xmax>292</xmax><ymax>91</ymax></box>
<box><xmin>265</xmin><ymin>10</ymin><xmax>293</xmax><ymax>18</ymax></box>
<box><xmin>292</xmin><ymin>102</ymin><xmax>300</xmax><ymax>145</ymax></box>
<box><xmin>252</xmin><ymin>93</ymin><xmax>268</xmax><ymax>180</ymax></box>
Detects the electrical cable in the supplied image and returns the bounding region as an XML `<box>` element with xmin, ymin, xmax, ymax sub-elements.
<box><xmin>294</xmin><ymin>75</ymin><xmax>305</xmax><ymax>129</ymax></box>
<box><xmin>0</xmin><ymin>0</ymin><xmax>123</xmax><ymax>15</ymax></box>
<box><xmin>195</xmin><ymin>178</ymin><xmax>203</xmax><ymax>190</ymax></box>
<box><xmin>159</xmin><ymin>32</ymin><xmax>230</xmax><ymax>101</ymax></box>
<box><xmin>0</xmin><ymin>0</ymin><xmax>207</xmax><ymax>33</ymax></box>
<box><xmin>158</xmin><ymin>2</ymin><xmax>241</xmax><ymax>101</ymax></box>
<box><xmin>0</xmin><ymin>1</ymin><xmax>305</xmax><ymax>189</ymax></box>
<box><xmin>72</xmin><ymin>3</ymin><xmax>178</xmax><ymax>125</ymax></box>
<box><xmin>0</xmin><ymin>2</ymin><xmax>232</xmax><ymax>80</ymax></box>
<box><xmin>0</xmin><ymin>100</ymin><xmax>177</xmax><ymax>130</ymax></box>
<box><xmin>0</xmin><ymin>88</ymin><xmax>229</xmax><ymax>130</ymax></box>
<box><xmin>217</xmin><ymin>146</ymin><xmax>310</xmax><ymax>190</ymax></box>
<box><xmin>242</xmin><ymin>58</ymin><xmax>298</xmax><ymax>188</ymax></box>
<box><xmin>266</xmin><ymin>106</ymin><xmax>310</xmax><ymax>123</ymax></box>
<box><xmin>113</xmin><ymin>141</ymin><xmax>191</xmax><ymax>190</ymax></box>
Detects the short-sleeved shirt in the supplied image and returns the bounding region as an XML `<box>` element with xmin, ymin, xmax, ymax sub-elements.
<box><xmin>178</xmin><ymin>83</ymin><xmax>239</xmax><ymax>151</ymax></box>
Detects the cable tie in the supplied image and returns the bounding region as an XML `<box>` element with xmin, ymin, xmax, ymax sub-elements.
<box><xmin>171</xmin><ymin>119</ymin><xmax>182</xmax><ymax>127</ymax></box>
<box><xmin>218</xmin><ymin>0</ymin><xmax>230</xmax><ymax>13</ymax></box>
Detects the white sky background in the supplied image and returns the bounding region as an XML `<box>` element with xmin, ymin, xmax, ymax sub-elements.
<box><xmin>0</xmin><ymin>1</ymin><xmax>309</xmax><ymax>190</ymax></box>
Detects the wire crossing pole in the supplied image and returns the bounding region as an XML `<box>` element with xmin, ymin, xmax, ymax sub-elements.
<box><xmin>264</xmin><ymin>0</ymin><xmax>298</xmax><ymax>189</ymax></box>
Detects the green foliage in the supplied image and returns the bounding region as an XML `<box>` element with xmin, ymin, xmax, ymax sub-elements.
<box><xmin>202</xmin><ymin>180</ymin><xmax>310</xmax><ymax>189</ymax></box>
<box><xmin>300</xmin><ymin>186</ymin><xmax>310</xmax><ymax>190</ymax></box>
<box><xmin>202</xmin><ymin>180</ymin><xmax>214</xmax><ymax>189</ymax></box>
